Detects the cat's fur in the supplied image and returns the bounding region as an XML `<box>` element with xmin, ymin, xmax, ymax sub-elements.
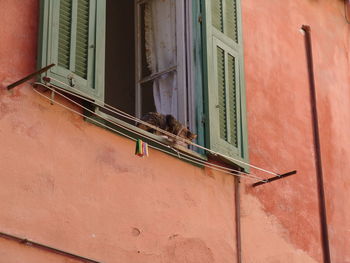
<box><xmin>137</xmin><ymin>112</ymin><xmax>197</xmax><ymax>142</ymax></box>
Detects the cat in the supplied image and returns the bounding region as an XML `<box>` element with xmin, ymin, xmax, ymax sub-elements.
<box><xmin>137</xmin><ymin>112</ymin><xmax>197</xmax><ymax>143</ymax></box>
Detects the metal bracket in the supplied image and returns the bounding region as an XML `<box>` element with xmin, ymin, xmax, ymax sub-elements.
<box><xmin>50</xmin><ymin>89</ymin><xmax>55</xmax><ymax>105</ymax></box>
<box><xmin>7</xmin><ymin>64</ymin><xmax>55</xmax><ymax>90</ymax></box>
<box><xmin>252</xmin><ymin>170</ymin><xmax>297</xmax><ymax>187</ymax></box>
<box><xmin>67</xmin><ymin>74</ymin><xmax>76</xmax><ymax>87</ymax></box>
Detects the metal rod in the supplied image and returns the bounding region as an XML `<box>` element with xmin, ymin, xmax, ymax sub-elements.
<box><xmin>301</xmin><ymin>25</ymin><xmax>332</xmax><ymax>263</ymax></box>
<box><xmin>252</xmin><ymin>170</ymin><xmax>297</xmax><ymax>187</ymax></box>
<box><xmin>234</xmin><ymin>177</ymin><xmax>242</xmax><ymax>263</ymax></box>
<box><xmin>44</xmin><ymin>75</ymin><xmax>282</xmax><ymax>176</ymax></box>
<box><xmin>139</xmin><ymin>65</ymin><xmax>177</xmax><ymax>84</ymax></box>
<box><xmin>0</xmin><ymin>231</ymin><xmax>102</xmax><ymax>263</ymax></box>
<box><xmin>7</xmin><ymin>64</ymin><xmax>55</xmax><ymax>90</ymax></box>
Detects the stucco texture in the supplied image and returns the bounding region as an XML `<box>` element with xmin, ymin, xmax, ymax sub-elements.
<box><xmin>0</xmin><ymin>1</ymin><xmax>239</xmax><ymax>262</ymax></box>
<box><xmin>243</xmin><ymin>0</ymin><xmax>350</xmax><ymax>262</ymax></box>
<box><xmin>0</xmin><ymin>88</ymin><xmax>237</xmax><ymax>263</ymax></box>
<box><xmin>1</xmin><ymin>0</ymin><xmax>350</xmax><ymax>262</ymax></box>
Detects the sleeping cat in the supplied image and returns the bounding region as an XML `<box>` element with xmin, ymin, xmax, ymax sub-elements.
<box><xmin>137</xmin><ymin>112</ymin><xmax>197</xmax><ymax>143</ymax></box>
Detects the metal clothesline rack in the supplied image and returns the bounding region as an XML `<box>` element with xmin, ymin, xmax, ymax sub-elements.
<box><xmin>6</xmin><ymin>64</ymin><xmax>297</xmax><ymax>187</ymax></box>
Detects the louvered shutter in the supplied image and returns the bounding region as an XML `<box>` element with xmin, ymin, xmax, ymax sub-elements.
<box><xmin>38</xmin><ymin>0</ymin><xmax>105</xmax><ymax>99</ymax></box>
<box><xmin>204</xmin><ymin>0</ymin><xmax>248</xmax><ymax>161</ymax></box>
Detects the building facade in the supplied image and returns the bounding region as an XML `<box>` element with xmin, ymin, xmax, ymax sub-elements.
<box><xmin>0</xmin><ymin>0</ymin><xmax>349</xmax><ymax>262</ymax></box>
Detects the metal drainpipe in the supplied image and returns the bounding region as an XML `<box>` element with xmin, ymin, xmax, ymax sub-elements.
<box><xmin>235</xmin><ymin>177</ymin><xmax>242</xmax><ymax>263</ymax></box>
<box><xmin>301</xmin><ymin>25</ymin><xmax>332</xmax><ymax>263</ymax></box>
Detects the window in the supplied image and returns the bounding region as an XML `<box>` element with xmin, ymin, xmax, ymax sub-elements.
<box><xmin>37</xmin><ymin>0</ymin><xmax>248</xmax><ymax>166</ymax></box>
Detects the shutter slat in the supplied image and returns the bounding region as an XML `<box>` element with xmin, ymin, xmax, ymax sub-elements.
<box><xmin>59</xmin><ymin>26</ymin><xmax>70</xmax><ymax>35</ymax></box>
<box><xmin>225</xmin><ymin>0</ymin><xmax>238</xmax><ymax>42</ymax></box>
<box><xmin>75</xmin><ymin>58</ymin><xmax>88</xmax><ymax>65</ymax></box>
<box><xmin>60</xmin><ymin>9</ymin><xmax>71</xmax><ymax>17</ymax></box>
<box><xmin>217</xmin><ymin>47</ymin><xmax>227</xmax><ymax>141</ymax></box>
<box><xmin>77</xmin><ymin>34</ymin><xmax>88</xmax><ymax>43</ymax></box>
<box><xmin>76</xmin><ymin>49</ymin><xmax>88</xmax><ymax>58</ymax></box>
<box><xmin>228</xmin><ymin>55</ymin><xmax>238</xmax><ymax>147</ymax></box>
<box><xmin>211</xmin><ymin>0</ymin><xmax>223</xmax><ymax>32</ymax></box>
<box><xmin>58</xmin><ymin>37</ymin><xmax>70</xmax><ymax>45</ymax></box>
<box><xmin>74</xmin><ymin>0</ymin><xmax>90</xmax><ymax>79</ymax></box>
<box><xmin>58</xmin><ymin>0</ymin><xmax>72</xmax><ymax>69</ymax></box>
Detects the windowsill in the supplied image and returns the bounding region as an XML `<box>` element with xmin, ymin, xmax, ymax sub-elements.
<box><xmin>83</xmin><ymin>107</ymin><xmax>249</xmax><ymax>172</ymax></box>
<box><xmin>84</xmin><ymin>108</ymin><xmax>208</xmax><ymax>165</ymax></box>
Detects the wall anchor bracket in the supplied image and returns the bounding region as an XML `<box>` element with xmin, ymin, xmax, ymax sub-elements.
<box><xmin>252</xmin><ymin>170</ymin><xmax>297</xmax><ymax>187</ymax></box>
<box><xmin>7</xmin><ymin>64</ymin><xmax>55</xmax><ymax>90</ymax></box>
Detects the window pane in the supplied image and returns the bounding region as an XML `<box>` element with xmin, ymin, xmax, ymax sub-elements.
<box><xmin>141</xmin><ymin>71</ymin><xmax>177</xmax><ymax>117</ymax></box>
<box><xmin>141</xmin><ymin>80</ymin><xmax>157</xmax><ymax>116</ymax></box>
<box><xmin>140</xmin><ymin>0</ymin><xmax>177</xmax><ymax>79</ymax></box>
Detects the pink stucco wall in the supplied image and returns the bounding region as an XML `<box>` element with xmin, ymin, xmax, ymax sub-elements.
<box><xmin>0</xmin><ymin>0</ymin><xmax>349</xmax><ymax>262</ymax></box>
<box><xmin>242</xmin><ymin>0</ymin><xmax>350</xmax><ymax>262</ymax></box>
<box><xmin>0</xmin><ymin>1</ymin><xmax>238</xmax><ymax>262</ymax></box>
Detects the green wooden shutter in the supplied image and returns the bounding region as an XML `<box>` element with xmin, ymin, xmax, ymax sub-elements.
<box><xmin>38</xmin><ymin>0</ymin><xmax>105</xmax><ymax>100</ymax></box>
<box><xmin>204</xmin><ymin>0</ymin><xmax>248</xmax><ymax>162</ymax></box>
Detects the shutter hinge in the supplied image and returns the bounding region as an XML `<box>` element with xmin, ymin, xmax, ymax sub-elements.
<box><xmin>198</xmin><ymin>15</ymin><xmax>202</xmax><ymax>23</ymax></box>
<box><xmin>67</xmin><ymin>74</ymin><xmax>76</xmax><ymax>87</ymax></box>
<box><xmin>201</xmin><ymin>114</ymin><xmax>206</xmax><ymax>125</ymax></box>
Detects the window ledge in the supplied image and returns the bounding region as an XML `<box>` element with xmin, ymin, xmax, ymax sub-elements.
<box><xmin>85</xmin><ymin>108</ymin><xmax>207</xmax><ymax>165</ymax></box>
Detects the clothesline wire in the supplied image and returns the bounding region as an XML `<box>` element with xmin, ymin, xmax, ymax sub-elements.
<box><xmin>32</xmin><ymin>84</ymin><xmax>263</xmax><ymax>181</ymax></box>
<box><xmin>45</xmin><ymin>77</ymin><xmax>279</xmax><ymax>177</ymax></box>
<box><xmin>32</xmin><ymin>82</ymin><xmax>266</xmax><ymax>182</ymax></box>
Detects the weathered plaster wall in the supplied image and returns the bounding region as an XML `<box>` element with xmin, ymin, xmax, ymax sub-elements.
<box><xmin>0</xmin><ymin>1</ymin><xmax>238</xmax><ymax>262</ymax></box>
<box><xmin>1</xmin><ymin>0</ymin><xmax>350</xmax><ymax>262</ymax></box>
<box><xmin>243</xmin><ymin>0</ymin><xmax>350</xmax><ymax>262</ymax></box>
<box><xmin>0</xmin><ymin>86</ymin><xmax>237</xmax><ymax>262</ymax></box>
